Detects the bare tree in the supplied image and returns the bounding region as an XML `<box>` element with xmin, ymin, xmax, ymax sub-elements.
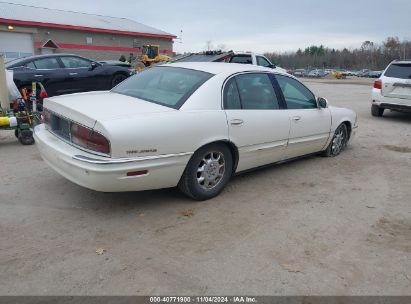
<box><xmin>205</xmin><ymin>40</ymin><xmax>213</xmax><ymax>51</ymax></box>
<box><xmin>217</xmin><ymin>44</ymin><xmax>227</xmax><ymax>51</ymax></box>
<box><xmin>264</xmin><ymin>36</ymin><xmax>411</xmax><ymax>70</ymax></box>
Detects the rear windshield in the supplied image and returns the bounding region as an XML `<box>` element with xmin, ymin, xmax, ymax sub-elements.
<box><xmin>384</xmin><ymin>63</ymin><xmax>411</xmax><ymax>79</ymax></box>
<box><xmin>229</xmin><ymin>55</ymin><xmax>253</xmax><ymax>64</ymax></box>
<box><xmin>5</xmin><ymin>58</ymin><xmax>25</xmax><ymax>69</ymax></box>
<box><xmin>112</xmin><ymin>66</ymin><xmax>213</xmax><ymax>109</ymax></box>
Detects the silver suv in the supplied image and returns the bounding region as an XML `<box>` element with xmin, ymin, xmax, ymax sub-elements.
<box><xmin>371</xmin><ymin>60</ymin><xmax>411</xmax><ymax>116</ymax></box>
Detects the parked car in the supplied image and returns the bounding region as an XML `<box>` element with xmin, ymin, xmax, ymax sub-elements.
<box><xmin>342</xmin><ymin>70</ymin><xmax>358</xmax><ymax>77</ymax></box>
<box><xmin>368</xmin><ymin>70</ymin><xmax>383</xmax><ymax>78</ymax></box>
<box><xmin>34</xmin><ymin>62</ymin><xmax>357</xmax><ymax>200</ymax></box>
<box><xmin>308</xmin><ymin>69</ymin><xmax>327</xmax><ymax>78</ymax></box>
<box><xmin>6</xmin><ymin>54</ymin><xmax>134</xmax><ymax>97</ymax></box>
<box><xmin>293</xmin><ymin>69</ymin><xmax>308</xmax><ymax>77</ymax></box>
<box><xmin>228</xmin><ymin>52</ymin><xmax>287</xmax><ymax>73</ymax></box>
<box><xmin>308</xmin><ymin>69</ymin><xmax>320</xmax><ymax>77</ymax></box>
<box><xmin>371</xmin><ymin>60</ymin><xmax>411</xmax><ymax>116</ymax></box>
<box><xmin>358</xmin><ymin>69</ymin><xmax>370</xmax><ymax>77</ymax></box>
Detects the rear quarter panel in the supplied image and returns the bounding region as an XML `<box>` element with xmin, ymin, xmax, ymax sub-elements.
<box><xmin>95</xmin><ymin>110</ymin><xmax>229</xmax><ymax>158</ymax></box>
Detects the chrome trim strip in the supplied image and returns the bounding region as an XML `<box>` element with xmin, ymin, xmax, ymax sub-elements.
<box><xmin>72</xmin><ymin>152</ymin><xmax>193</xmax><ymax>164</ymax></box>
<box><xmin>288</xmin><ymin>132</ymin><xmax>330</xmax><ymax>145</ymax></box>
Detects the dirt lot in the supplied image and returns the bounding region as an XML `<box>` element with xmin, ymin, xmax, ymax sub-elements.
<box><xmin>1</xmin><ymin>78</ymin><xmax>410</xmax><ymax>295</ymax></box>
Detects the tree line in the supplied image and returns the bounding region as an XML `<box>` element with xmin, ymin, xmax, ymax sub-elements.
<box><xmin>264</xmin><ymin>37</ymin><xmax>411</xmax><ymax>70</ymax></box>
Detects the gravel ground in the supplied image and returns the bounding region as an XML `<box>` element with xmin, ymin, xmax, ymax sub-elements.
<box><xmin>0</xmin><ymin>79</ymin><xmax>410</xmax><ymax>295</ymax></box>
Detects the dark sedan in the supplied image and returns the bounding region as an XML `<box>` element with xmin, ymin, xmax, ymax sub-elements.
<box><xmin>6</xmin><ymin>54</ymin><xmax>134</xmax><ymax>97</ymax></box>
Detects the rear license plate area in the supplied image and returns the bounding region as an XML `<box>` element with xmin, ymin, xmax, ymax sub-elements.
<box><xmin>50</xmin><ymin>115</ymin><xmax>71</xmax><ymax>141</ymax></box>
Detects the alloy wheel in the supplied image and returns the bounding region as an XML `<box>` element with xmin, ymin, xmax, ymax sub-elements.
<box><xmin>196</xmin><ymin>151</ymin><xmax>226</xmax><ymax>190</ymax></box>
<box><xmin>331</xmin><ymin>127</ymin><xmax>345</xmax><ymax>155</ymax></box>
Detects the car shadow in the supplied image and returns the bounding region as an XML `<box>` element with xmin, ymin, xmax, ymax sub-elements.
<box><xmin>73</xmin><ymin>186</ymin><xmax>190</xmax><ymax>209</ymax></box>
<box><xmin>0</xmin><ymin>139</ymin><xmax>21</xmax><ymax>147</ymax></box>
<box><xmin>381</xmin><ymin>110</ymin><xmax>411</xmax><ymax>122</ymax></box>
<box><xmin>52</xmin><ymin>146</ymin><xmax>357</xmax><ymax>213</ymax></box>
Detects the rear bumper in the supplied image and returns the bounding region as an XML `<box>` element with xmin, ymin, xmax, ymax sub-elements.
<box><xmin>378</xmin><ymin>103</ymin><xmax>411</xmax><ymax>112</ymax></box>
<box><xmin>34</xmin><ymin>124</ymin><xmax>192</xmax><ymax>192</ymax></box>
<box><xmin>372</xmin><ymin>88</ymin><xmax>411</xmax><ymax>112</ymax></box>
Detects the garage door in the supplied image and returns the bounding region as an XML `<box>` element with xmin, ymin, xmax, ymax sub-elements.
<box><xmin>0</xmin><ymin>32</ymin><xmax>34</xmax><ymax>62</ymax></box>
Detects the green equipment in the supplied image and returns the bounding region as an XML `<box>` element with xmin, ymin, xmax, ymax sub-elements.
<box><xmin>0</xmin><ymin>101</ymin><xmax>41</xmax><ymax>145</ymax></box>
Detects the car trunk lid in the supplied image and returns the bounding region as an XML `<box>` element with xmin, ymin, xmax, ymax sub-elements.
<box><xmin>44</xmin><ymin>91</ymin><xmax>175</xmax><ymax>128</ymax></box>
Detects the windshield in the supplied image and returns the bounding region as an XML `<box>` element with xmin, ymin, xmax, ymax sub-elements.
<box><xmin>112</xmin><ymin>66</ymin><xmax>214</xmax><ymax>109</ymax></box>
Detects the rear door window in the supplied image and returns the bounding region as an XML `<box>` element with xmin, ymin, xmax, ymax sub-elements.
<box><xmin>233</xmin><ymin>73</ymin><xmax>280</xmax><ymax>109</ymax></box>
<box><xmin>223</xmin><ymin>78</ymin><xmax>242</xmax><ymax>109</ymax></box>
<box><xmin>384</xmin><ymin>63</ymin><xmax>411</xmax><ymax>79</ymax></box>
<box><xmin>25</xmin><ymin>61</ymin><xmax>36</xmax><ymax>69</ymax></box>
<box><xmin>60</xmin><ymin>56</ymin><xmax>91</xmax><ymax>68</ymax></box>
<box><xmin>33</xmin><ymin>58</ymin><xmax>60</xmax><ymax>69</ymax></box>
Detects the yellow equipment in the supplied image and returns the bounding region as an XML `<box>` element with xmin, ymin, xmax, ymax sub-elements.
<box><xmin>135</xmin><ymin>45</ymin><xmax>171</xmax><ymax>71</ymax></box>
<box><xmin>331</xmin><ymin>71</ymin><xmax>343</xmax><ymax>79</ymax></box>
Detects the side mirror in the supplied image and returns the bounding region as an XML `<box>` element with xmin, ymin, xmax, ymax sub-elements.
<box><xmin>268</xmin><ymin>64</ymin><xmax>276</xmax><ymax>69</ymax></box>
<box><xmin>89</xmin><ymin>62</ymin><xmax>99</xmax><ymax>71</ymax></box>
<box><xmin>317</xmin><ymin>97</ymin><xmax>328</xmax><ymax>108</ymax></box>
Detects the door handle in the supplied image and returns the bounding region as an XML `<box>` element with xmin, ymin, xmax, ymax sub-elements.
<box><xmin>230</xmin><ymin>119</ymin><xmax>244</xmax><ymax>126</ymax></box>
<box><xmin>292</xmin><ymin>116</ymin><xmax>301</xmax><ymax>121</ymax></box>
<box><xmin>34</xmin><ymin>74</ymin><xmax>43</xmax><ymax>77</ymax></box>
<box><xmin>69</xmin><ymin>72</ymin><xmax>78</xmax><ymax>76</ymax></box>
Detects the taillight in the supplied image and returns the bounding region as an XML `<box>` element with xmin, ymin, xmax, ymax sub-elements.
<box><xmin>39</xmin><ymin>91</ymin><xmax>48</xmax><ymax>99</ymax></box>
<box><xmin>71</xmin><ymin>123</ymin><xmax>90</xmax><ymax>147</ymax></box>
<box><xmin>70</xmin><ymin>123</ymin><xmax>110</xmax><ymax>154</ymax></box>
<box><xmin>88</xmin><ymin>131</ymin><xmax>110</xmax><ymax>154</ymax></box>
<box><xmin>374</xmin><ymin>79</ymin><xmax>382</xmax><ymax>90</ymax></box>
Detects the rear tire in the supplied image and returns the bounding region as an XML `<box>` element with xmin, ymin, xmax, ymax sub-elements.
<box><xmin>371</xmin><ymin>104</ymin><xmax>384</xmax><ymax>117</ymax></box>
<box><xmin>323</xmin><ymin>124</ymin><xmax>348</xmax><ymax>157</ymax></box>
<box><xmin>18</xmin><ymin>129</ymin><xmax>35</xmax><ymax>145</ymax></box>
<box><xmin>179</xmin><ymin>143</ymin><xmax>233</xmax><ymax>201</ymax></box>
<box><xmin>111</xmin><ymin>74</ymin><xmax>127</xmax><ymax>88</ymax></box>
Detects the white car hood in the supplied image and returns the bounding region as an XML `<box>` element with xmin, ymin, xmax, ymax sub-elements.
<box><xmin>44</xmin><ymin>91</ymin><xmax>175</xmax><ymax>128</ymax></box>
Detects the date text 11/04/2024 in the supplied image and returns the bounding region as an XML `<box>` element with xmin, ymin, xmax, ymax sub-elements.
<box><xmin>149</xmin><ymin>297</ymin><xmax>257</xmax><ymax>303</ymax></box>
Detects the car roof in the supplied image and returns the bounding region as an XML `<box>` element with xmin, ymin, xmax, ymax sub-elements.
<box><xmin>166</xmin><ymin>62</ymin><xmax>287</xmax><ymax>76</ymax></box>
<box><xmin>6</xmin><ymin>53</ymin><xmax>90</xmax><ymax>68</ymax></box>
<box><xmin>391</xmin><ymin>60</ymin><xmax>411</xmax><ymax>64</ymax></box>
<box><xmin>28</xmin><ymin>53</ymin><xmax>83</xmax><ymax>60</ymax></box>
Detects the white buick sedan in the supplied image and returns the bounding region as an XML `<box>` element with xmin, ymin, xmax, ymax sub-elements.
<box><xmin>34</xmin><ymin>62</ymin><xmax>357</xmax><ymax>200</ymax></box>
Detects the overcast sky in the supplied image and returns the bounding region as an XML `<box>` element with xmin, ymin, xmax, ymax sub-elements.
<box><xmin>9</xmin><ymin>0</ymin><xmax>411</xmax><ymax>53</ymax></box>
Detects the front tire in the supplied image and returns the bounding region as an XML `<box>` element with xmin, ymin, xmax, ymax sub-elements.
<box><xmin>179</xmin><ymin>143</ymin><xmax>233</xmax><ymax>201</ymax></box>
<box><xmin>323</xmin><ymin>124</ymin><xmax>348</xmax><ymax>157</ymax></box>
<box><xmin>371</xmin><ymin>104</ymin><xmax>384</xmax><ymax>117</ymax></box>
